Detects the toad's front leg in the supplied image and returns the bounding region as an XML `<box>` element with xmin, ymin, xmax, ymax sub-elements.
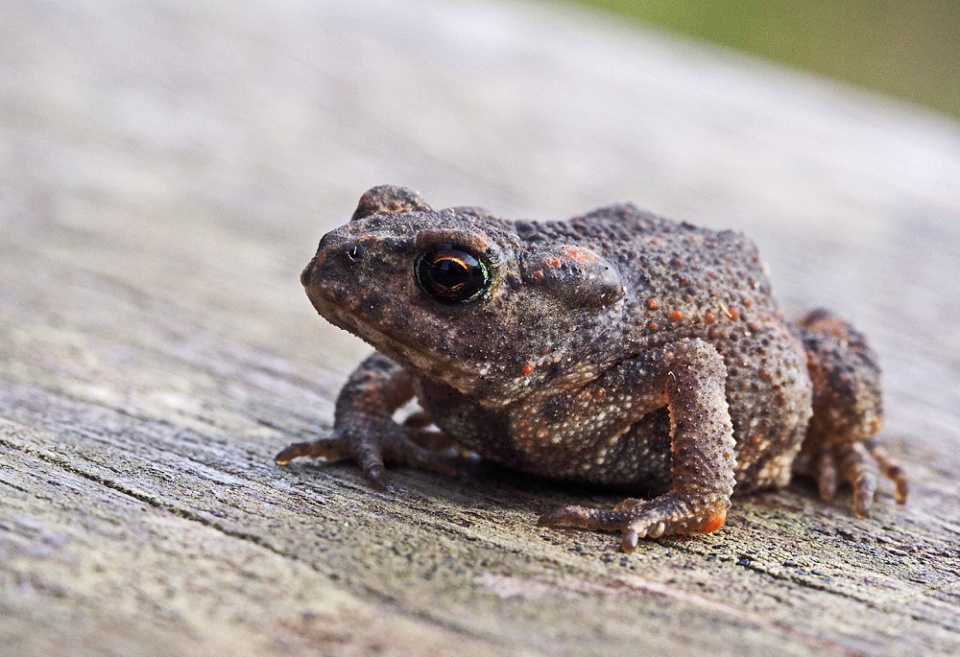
<box><xmin>538</xmin><ymin>339</ymin><xmax>737</xmax><ymax>552</ymax></box>
<box><xmin>275</xmin><ymin>352</ymin><xmax>458</xmax><ymax>488</ymax></box>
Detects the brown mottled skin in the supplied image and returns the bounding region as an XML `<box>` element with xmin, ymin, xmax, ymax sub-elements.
<box><xmin>277</xmin><ymin>185</ymin><xmax>908</xmax><ymax>552</ymax></box>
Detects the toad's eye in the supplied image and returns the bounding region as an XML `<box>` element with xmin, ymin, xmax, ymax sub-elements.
<box><xmin>415</xmin><ymin>245</ymin><xmax>490</xmax><ymax>304</ymax></box>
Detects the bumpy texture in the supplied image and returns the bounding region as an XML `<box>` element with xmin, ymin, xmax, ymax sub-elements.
<box><xmin>276</xmin><ymin>185</ymin><xmax>908</xmax><ymax>551</ymax></box>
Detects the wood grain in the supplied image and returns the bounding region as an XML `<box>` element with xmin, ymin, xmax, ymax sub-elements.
<box><xmin>2</xmin><ymin>1</ymin><xmax>959</xmax><ymax>655</ymax></box>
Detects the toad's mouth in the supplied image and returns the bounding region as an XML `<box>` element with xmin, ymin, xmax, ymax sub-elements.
<box><xmin>307</xmin><ymin>287</ymin><xmax>482</xmax><ymax>396</ymax></box>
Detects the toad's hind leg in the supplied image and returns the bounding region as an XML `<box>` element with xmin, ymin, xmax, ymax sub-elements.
<box><xmin>537</xmin><ymin>339</ymin><xmax>737</xmax><ymax>552</ymax></box>
<box><xmin>794</xmin><ymin>309</ymin><xmax>908</xmax><ymax>515</ymax></box>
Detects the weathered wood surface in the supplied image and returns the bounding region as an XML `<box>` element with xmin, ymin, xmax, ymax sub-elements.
<box><xmin>2</xmin><ymin>1</ymin><xmax>959</xmax><ymax>655</ymax></box>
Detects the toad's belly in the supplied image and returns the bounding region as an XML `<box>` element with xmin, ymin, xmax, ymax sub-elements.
<box><xmin>418</xmin><ymin>363</ymin><xmax>809</xmax><ymax>495</ymax></box>
<box><xmin>418</xmin><ymin>376</ymin><xmax>677</xmax><ymax>491</ymax></box>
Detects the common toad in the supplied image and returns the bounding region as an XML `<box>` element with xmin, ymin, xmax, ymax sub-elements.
<box><xmin>277</xmin><ymin>185</ymin><xmax>907</xmax><ymax>551</ymax></box>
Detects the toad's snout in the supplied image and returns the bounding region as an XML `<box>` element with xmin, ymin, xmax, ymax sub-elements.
<box><xmin>300</xmin><ymin>232</ymin><xmax>366</xmax><ymax>288</ymax></box>
<box><xmin>300</xmin><ymin>257</ymin><xmax>318</xmax><ymax>287</ymax></box>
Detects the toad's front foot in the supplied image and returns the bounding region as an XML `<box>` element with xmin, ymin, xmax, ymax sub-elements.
<box><xmin>275</xmin><ymin>418</ymin><xmax>459</xmax><ymax>489</ymax></box>
<box><xmin>538</xmin><ymin>493</ymin><xmax>730</xmax><ymax>552</ymax></box>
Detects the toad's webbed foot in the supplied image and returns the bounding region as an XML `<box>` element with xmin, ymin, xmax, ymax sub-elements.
<box><xmin>275</xmin><ymin>420</ymin><xmax>459</xmax><ymax>489</ymax></box>
<box><xmin>811</xmin><ymin>441</ymin><xmax>908</xmax><ymax>517</ymax></box>
<box><xmin>538</xmin><ymin>493</ymin><xmax>729</xmax><ymax>553</ymax></box>
<box><xmin>796</xmin><ymin>309</ymin><xmax>908</xmax><ymax>516</ymax></box>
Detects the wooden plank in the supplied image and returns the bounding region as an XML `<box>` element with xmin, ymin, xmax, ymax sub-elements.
<box><xmin>1</xmin><ymin>1</ymin><xmax>959</xmax><ymax>655</ymax></box>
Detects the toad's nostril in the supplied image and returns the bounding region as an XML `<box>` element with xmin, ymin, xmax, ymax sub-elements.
<box><xmin>344</xmin><ymin>242</ymin><xmax>364</xmax><ymax>262</ymax></box>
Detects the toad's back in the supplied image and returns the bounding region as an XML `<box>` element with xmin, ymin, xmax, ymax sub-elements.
<box><xmin>505</xmin><ymin>204</ymin><xmax>812</xmax><ymax>491</ymax></box>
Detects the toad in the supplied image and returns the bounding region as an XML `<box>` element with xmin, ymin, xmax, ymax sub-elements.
<box><xmin>277</xmin><ymin>185</ymin><xmax>907</xmax><ymax>551</ymax></box>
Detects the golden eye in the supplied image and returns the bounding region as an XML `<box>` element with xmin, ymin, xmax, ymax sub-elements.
<box><xmin>415</xmin><ymin>245</ymin><xmax>490</xmax><ymax>304</ymax></box>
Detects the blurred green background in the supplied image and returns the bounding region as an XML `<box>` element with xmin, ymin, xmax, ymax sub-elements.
<box><xmin>567</xmin><ymin>0</ymin><xmax>960</xmax><ymax>119</ymax></box>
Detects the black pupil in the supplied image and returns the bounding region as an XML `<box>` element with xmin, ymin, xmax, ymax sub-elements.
<box><xmin>416</xmin><ymin>247</ymin><xmax>488</xmax><ymax>303</ymax></box>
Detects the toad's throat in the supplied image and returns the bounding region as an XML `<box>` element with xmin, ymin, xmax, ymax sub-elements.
<box><xmin>308</xmin><ymin>290</ymin><xmax>482</xmax><ymax>395</ymax></box>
